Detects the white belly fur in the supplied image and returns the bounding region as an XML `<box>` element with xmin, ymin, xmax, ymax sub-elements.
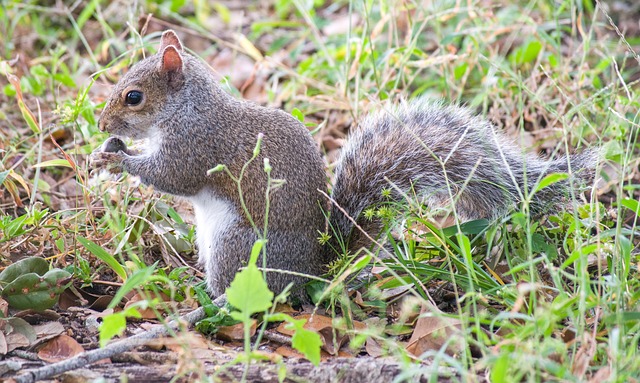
<box><xmin>188</xmin><ymin>189</ymin><xmax>239</xmax><ymax>264</ymax></box>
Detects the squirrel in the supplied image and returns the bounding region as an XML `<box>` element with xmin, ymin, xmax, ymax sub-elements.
<box><xmin>92</xmin><ymin>30</ymin><xmax>597</xmax><ymax>302</ymax></box>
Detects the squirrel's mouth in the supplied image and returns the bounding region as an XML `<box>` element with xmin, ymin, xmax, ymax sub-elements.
<box><xmin>99</xmin><ymin>116</ymin><xmax>128</xmax><ymax>136</ymax></box>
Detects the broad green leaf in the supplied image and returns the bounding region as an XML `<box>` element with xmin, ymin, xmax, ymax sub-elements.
<box><xmin>620</xmin><ymin>199</ymin><xmax>640</xmax><ymax>217</ymax></box>
<box><xmin>99</xmin><ymin>307</ymin><xmax>142</xmax><ymax>347</ymax></box>
<box><xmin>454</xmin><ymin>63</ymin><xmax>468</xmax><ymax>81</ymax></box>
<box><xmin>291</xmin><ymin>108</ymin><xmax>304</xmax><ymax>122</ymax></box>
<box><xmin>291</xmin><ymin>325</ymin><xmax>322</xmax><ymax>366</ymax></box>
<box><xmin>2</xmin><ymin>214</ymin><xmax>28</xmax><ymax>241</ymax></box>
<box><xmin>0</xmin><ymin>256</ymin><xmax>49</xmax><ymax>284</ymax></box>
<box><xmin>226</xmin><ymin>264</ymin><xmax>273</xmax><ymax>322</ymax></box>
<box><xmin>1</xmin><ymin>269</ymin><xmax>72</xmax><ymax>310</ymax></box>
<box><xmin>490</xmin><ymin>352</ymin><xmax>510</xmax><ymax>383</ymax></box>
<box><xmin>510</xmin><ymin>40</ymin><xmax>543</xmax><ymax>65</ymax></box>
<box><xmin>439</xmin><ymin>219</ymin><xmax>489</xmax><ymax>237</ymax></box>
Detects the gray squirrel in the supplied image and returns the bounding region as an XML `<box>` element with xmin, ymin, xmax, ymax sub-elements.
<box><xmin>92</xmin><ymin>30</ymin><xmax>596</xmax><ymax>301</ymax></box>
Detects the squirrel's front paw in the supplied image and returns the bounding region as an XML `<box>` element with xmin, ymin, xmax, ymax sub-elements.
<box><xmin>90</xmin><ymin>151</ymin><xmax>125</xmax><ymax>174</ymax></box>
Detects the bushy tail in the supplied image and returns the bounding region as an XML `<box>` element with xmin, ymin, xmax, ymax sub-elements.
<box><xmin>323</xmin><ymin>99</ymin><xmax>600</xmax><ymax>258</ymax></box>
<box><xmin>523</xmin><ymin>148</ymin><xmax>599</xmax><ymax>214</ymax></box>
<box><xmin>551</xmin><ymin>148</ymin><xmax>600</xmax><ymax>183</ymax></box>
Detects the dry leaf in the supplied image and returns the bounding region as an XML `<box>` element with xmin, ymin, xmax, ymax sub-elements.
<box><xmin>4</xmin><ymin>317</ymin><xmax>36</xmax><ymax>352</ymax></box>
<box><xmin>124</xmin><ymin>291</ymin><xmax>173</xmax><ymax>319</ymax></box>
<box><xmin>37</xmin><ymin>335</ymin><xmax>85</xmax><ymax>363</ymax></box>
<box><xmin>234</xmin><ymin>33</ymin><xmax>263</xmax><ymax>62</ymax></box>
<box><xmin>276</xmin><ymin>314</ymin><xmax>365</xmax><ymax>355</ymax></box>
<box><xmin>0</xmin><ymin>332</ymin><xmax>8</xmax><ymax>356</ymax></box>
<box><xmin>365</xmin><ymin>337</ymin><xmax>384</xmax><ymax>357</ymax></box>
<box><xmin>215</xmin><ymin>320</ymin><xmax>257</xmax><ymax>342</ymax></box>
<box><xmin>31</xmin><ymin>321</ymin><xmax>65</xmax><ymax>347</ymax></box>
<box><xmin>14</xmin><ymin>309</ymin><xmax>61</xmax><ymax>323</ymax></box>
<box><xmin>560</xmin><ymin>327</ymin><xmax>577</xmax><ymax>344</ymax></box>
<box><xmin>274</xmin><ymin>303</ymin><xmax>297</xmax><ymax>314</ymax></box>
<box><xmin>588</xmin><ymin>366</ymin><xmax>611</xmax><ymax>383</ymax></box>
<box><xmin>571</xmin><ymin>333</ymin><xmax>597</xmax><ymax>378</ymax></box>
<box><xmin>89</xmin><ymin>295</ymin><xmax>115</xmax><ymax>311</ymax></box>
<box><xmin>158</xmin><ymin>333</ymin><xmax>211</xmax><ymax>352</ymax></box>
<box><xmin>405</xmin><ymin>303</ymin><xmax>464</xmax><ymax>357</ymax></box>
<box><xmin>276</xmin><ymin>313</ymin><xmax>333</xmax><ymax>337</ymax></box>
<box><xmin>58</xmin><ymin>287</ymin><xmax>88</xmax><ymax>310</ymax></box>
<box><xmin>6</xmin><ymin>332</ymin><xmax>30</xmax><ymax>352</ymax></box>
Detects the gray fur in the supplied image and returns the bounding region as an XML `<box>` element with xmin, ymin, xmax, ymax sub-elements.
<box><xmin>97</xmin><ymin>31</ymin><xmax>327</xmax><ymax>301</ymax></box>
<box><xmin>328</xmin><ymin>99</ymin><xmax>597</xmax><ymax>251</ymax></box>
<box><xmin>96</xmin><ymin>31</ymin><xmax>597</xmax><ymax>302</ymax></box>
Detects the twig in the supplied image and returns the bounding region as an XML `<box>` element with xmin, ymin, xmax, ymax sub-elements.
<box><xmin>262</xmin><ymin>330</ymin><xmax>293</xmax><ymax>346</ymax></box>
<box><xmin>12</xmin><ymin>295</ymin><xmax>227</xmax><ymax>383</ymax></box>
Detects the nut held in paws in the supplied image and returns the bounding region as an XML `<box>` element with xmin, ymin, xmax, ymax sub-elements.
<box><xmin>101</xmin><ymin>137</ymin><xmax>127</xmax><ymax>153</ymax></box>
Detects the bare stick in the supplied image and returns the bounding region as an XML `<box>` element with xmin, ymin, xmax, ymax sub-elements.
<box><xmin>12</xmin><ymin>295</ymin><xmax>227</xmax><ymax>383</ymax></box>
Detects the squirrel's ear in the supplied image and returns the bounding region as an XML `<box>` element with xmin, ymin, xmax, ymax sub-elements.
<box><xmin>161</xmin><ymin>45</ymin><xmax>183</xmax><ymax>74</ymax></box>
<box><xmin>159</xmin><ymin>30</ymin><xmax>184</xmax><ymax>52</ymax></box>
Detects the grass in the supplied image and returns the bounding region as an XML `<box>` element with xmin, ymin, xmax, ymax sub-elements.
<box><xmin>1</xmin><ymin>0</ymin><xmax>639</xmax><ymax>382</ymax></box>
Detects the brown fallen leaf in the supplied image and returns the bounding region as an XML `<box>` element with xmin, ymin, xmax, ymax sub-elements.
<box><xmin>571</xmin><ymin>333</ymin><xmax>597</xmax><ymax>379</ymax></box>
<box><xmin>124</xmin><ymin>291</ymin><xmax>174</xmax><ymax>319</ymax></box>
<box><xmin>58</xmin><ymin>287</ymin><xmax>88</xmax><ymax>310</ymax></box>
<box><xmin>14</xmin><ymin>309</ymin><xmax>61</xmax><ymax>323</ymax></box>
<box><xmin>274</xmin><ymin>303</ymin><xmax>297</xmax><ymax>314</ymax></box>
<box><xmin>588</xmin><ymin>366</ymin><xmax>611</xmax><ymax>383</ymax></box>
<box><xmin>33</xmin><ymin>321</ymin><xmax>65</xmax><ymax>338</ymax></box>
<box><xmin>157</xmin><ymin>333</ymin><xmax>211</xmax><ymax>352</ymax></box>
<box><xmin>4</xmin><ymin>317</ymin><xmax>36</xmax><ymax>352</ymax></box>
<box><xmin>276</xmin><ymin>314</ymin><xmax>332</xmax><ymax>337</ymax></box>
<box><xmin>6</xmin><ymin>332</ymin><xmax>30</xmax><ymax>352</ymax></box>
<box><xmin>276</xmin><ymin>314</ymin><xmax>365</xmax><ymax>355</ymax></box>
<box><xmin>215</xmin><ymin>320</ymin><xmax>257</xmax><ymax>342</ymax></box>
<box><xmin>37</xmin><ymin>334</ymin><xmax>85</xmax><ymax>363</ymax></box>
<box><xmin>29</xmin><ymin>321</ymin><xmax>66</xmax><ymax>349</ymax></box>
<box><xmin>148</xmin><ymin>332</ymin><xmax>227</xmax><ymax>362</ymax></box>
<box><xmin>353</xmin><ymin>291</ymin><xmax>388</xmax><ymax>310</ymax></box>
<box><xmin>90</xmin><ymin>295</ymin><xmax>116</xmax><ymax>311</ymax></box>
<box><xmin>405</xmin><ymin>303</ymin><xmax>465</xmax><ymax>357</ymax></box>
<box><xmin>0</xmin><ymin>332</ymin><xmax>8</xmax><ymax>356</ymax></box>
<box><xmin>365</xmin><ymin>337</ymin><xmax>384</xmax><ymax>357</ymax></box>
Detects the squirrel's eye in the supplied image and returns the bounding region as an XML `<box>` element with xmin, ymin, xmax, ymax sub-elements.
<box><xmin>125</xmin><ymin>91</ymin><xmax>143</xmax><ymax>106</ymax></box>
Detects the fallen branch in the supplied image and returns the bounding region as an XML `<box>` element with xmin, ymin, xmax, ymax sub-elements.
<box><xmin>12</xmin><ymin>295</ymin><xmax>228</xmax><ymax>383</ymax></box>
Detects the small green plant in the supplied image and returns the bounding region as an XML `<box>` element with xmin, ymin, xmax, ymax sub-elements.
<box><xmin>207</xmin><ymin>134</ymin><xmax>323</xmax><ymax>371</ymax></box>
<box><xmin>225</xmin><ymin>240</ymin><xmax>322</xmax><ymax>367</ymax></box>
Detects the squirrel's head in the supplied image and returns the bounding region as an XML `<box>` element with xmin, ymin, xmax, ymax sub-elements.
<box><xmin>98</xmin><ymin>30</ymin><xmax>188</xmax><ymax>140</ymax></box>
